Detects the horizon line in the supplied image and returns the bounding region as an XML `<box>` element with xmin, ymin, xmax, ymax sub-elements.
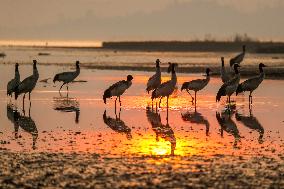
<box><xmin>1</xmin><ymin>39</ymin><xmax>284</xmax><ymax>48</ymax></box>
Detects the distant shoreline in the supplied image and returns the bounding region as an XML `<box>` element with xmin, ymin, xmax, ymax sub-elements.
<box><xmin>1</xmin><ymin>41</ymin><xmax>284</xmax><ymax>53</ymax></box>
<box><xmin>102</xmin><ymin>41</ymin><xmax>284</xmax><ymax>53</ymax></box>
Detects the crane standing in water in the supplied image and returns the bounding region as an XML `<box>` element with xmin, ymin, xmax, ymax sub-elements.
<box><xmin>15</xmin><ymin>60</ymin><xmax>39</xmax><ymax>108</ymax></box>
<box><xmin>53</xmin><ymin>61</ymin><xmax>80</xmax><ymax>93</ymax></box>
<box><xmin>230</xmin><ymin>45</ymin><xmax>246</xmax><ymax>67</ymax></box>
<box><xmin>236</xmin><ymin>63</ymin><xmax>266</xmax><ymax>104</ymax></box>
<box><xmin>7</xmin><ymin>63</ymin><xmax>20</xmax><ymax>98</ymax></box>
<box><xmin>181</xmin><ymin>68</ymin><xmax>211</xmax><ymax>105</ymax></box>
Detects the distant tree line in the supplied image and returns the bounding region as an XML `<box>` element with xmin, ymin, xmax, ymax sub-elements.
<box><xmin>102</xmin><ymin>39</ymin><xmax>284</xmax><ymax>53</ymax></box>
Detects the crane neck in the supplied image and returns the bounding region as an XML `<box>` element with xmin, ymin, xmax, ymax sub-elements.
<box><xmin>171</xmin><ymin>68</ymin><xmax>177</xmax><ymax>84</ymax></box>
<box><xmin>234</xmin><ymin>67</ymin><xmax>239</xmax><ymax>74</ymax></box>
<box><xmin>15</xmin><ymin>67</ymin><xmax>20</xmax><ymax>79</ymax></box>
<box><xmin>156</xmin><ymin>66</ymin><xmax>161</xmax><ymax>74</ymax></box>
<box><xmin>206</xmin><ymin>74</ymin><xmax>210</xmax><ymax>81</ymax></box>
<box><xmin>33</xmin><ymin>66</ymin><xmax>39</xmax><ymax>78</ymax></box>
<box><xmin>75</xmin><ymin>65</ymin><xmax>80</xmax><ymax>76</ymax></box>
<box><xmin>221</xmin><ymin>59</ymin><xmax>224</xmax><ymax>67</ymax></box>
<box><xmin>259</xmin><ymin>68</ymin><xmax>265</xmax><ymax>79</ymax></box>
<box><xmin>76</xmin><ymin>64</ymin><xmax>80</xmax><ymax>71</ymax></box>
<box><xmin>259</xmin><ymin>66</ymin><xmax>264</xmax><ymax>73</ymax></box>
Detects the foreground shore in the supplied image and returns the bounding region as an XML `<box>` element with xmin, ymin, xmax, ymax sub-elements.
<box><xmin>0</xmin><ymin>151</ymin><xmax>283</xmax><ymax>188</ymax></box>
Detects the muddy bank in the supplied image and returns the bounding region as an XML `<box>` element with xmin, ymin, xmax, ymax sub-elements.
<box><xmin>0</xmin><ymin>151</ymin><xmax>283</xmax><ymax>188</ymax></box>
<box><xmin>81</xmin><ymin>64</ymin><xmax>284</xmax><ymax>79</ymax></box>
<box><xmin>2</xmin><ymin>61</ymin><xmax>284</xmax><ymax>79</ymax></box>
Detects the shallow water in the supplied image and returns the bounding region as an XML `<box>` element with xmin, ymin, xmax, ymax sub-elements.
<box><xmin>0</xmin><ymin>64</ymin><xmax>283</xmax><ymax>158</ymax></box>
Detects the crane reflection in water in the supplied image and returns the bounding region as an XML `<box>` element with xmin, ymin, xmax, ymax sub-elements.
<box><xmin>103</xmin><ymin>108</ymin><xmax>132</xmax><ymax>140</ymax></box>
<box><xmin>216</xmin><ymin>108</ymin><xmax>241</xmax><ymax>148</ymax></box>
<box><xmin>53</xmin><ymin>94</ymin><xmax>80</xmax><ymax>124</ymax></box>
<box><xmin>181</xmin><ymin>105</ymin><xmax>210</xmax><ymax>136</ymax></box>
<box><xmin>6</xmin><ymin>103</ymin><xmax>38</xmax><ymax>150</ymax></box>
<box><xmin>235</xmin><ymin>107</ymin><xmax>264</xmax><ymax>144</ymax></box>
<box><xmin>146</xmin><ymin>106</ymin><xmax>176</xmax><ymax>156</ymax></box>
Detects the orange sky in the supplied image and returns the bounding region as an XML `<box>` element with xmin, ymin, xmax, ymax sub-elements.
<box><xmin>0</xmin><ymin>0</ymin><xmax>283</xmax><ymax>41</ymax></box>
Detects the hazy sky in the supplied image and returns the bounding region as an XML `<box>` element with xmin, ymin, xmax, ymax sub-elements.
<box><xmin>0</xmin><ymin>0</ymin><xmax>283</xmax><ymax>41</ymax></box>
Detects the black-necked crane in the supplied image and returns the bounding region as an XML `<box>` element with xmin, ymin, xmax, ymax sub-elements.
<box><xmin>236</xmin><ymin>63</ymin><xmax>266</xmax><ymax>104</ymax></box>
<box><xmin>146</xmin><ymin>59</ymin><xmax>161</xmax><ymax>94</ymax></box>
<box><xmin>181</xmin><ymin>68</ymin><xmax>211</xmax><ymax>105</ymax></box>
<box><xmin>152</xmin><ymin>63</ymin><xmax>177</xmax><ymax>109</ymax></box>
<box><xmin>7</xmin><ymin>63</ymin><xmax>20</xmax><ymax>98</ymax></box>
<box><xmin>220</xmin><ymin>57</ymin><xmax>232</xmax><ymax>83</ymax></box>
<box><xmin>15</xmin><ymin>60</ymin><xmax>39</xmax><ymax>104</ymax></box>
<box><xmin>53</xmin><ymin>60</ymin><xmax>80</xmax><ymax>92</ymax></box>
<box><xmin>230</xmin><ymin>45</ymin><xmax>246</xmax><ymax>67</ymax></box>
<box><xmin>216</xmin><ymin>64</ymin><xmax>241</xmax><ymax>103</ymax></box>
<box><xmin>103</xmin><ymin>75</ymin><xmax>133</xmax><ymax>108</ymax></box>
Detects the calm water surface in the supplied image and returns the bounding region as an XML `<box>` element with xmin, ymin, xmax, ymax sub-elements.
<box><xmin>0</xmin><ymin>65</ymin><xmax>283</xmax><ymax>157</ymax></box>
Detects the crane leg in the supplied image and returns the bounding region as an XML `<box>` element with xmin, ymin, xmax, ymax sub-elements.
<box><xmin>166</xmin><ymin>96</ymin><xmax>169</xmax><ymax>109</ymax></box>
<box><xmin>119</xmin><ymin>96</ymin><xmax>121</xmax><ymax>106</ymax></box>
<box><xmin>59</xmin><ymin>83</ymin><xmax>65</xmax><ymax>92</ymax></box>
<box><xmin>29</xmin><ymin>92</ymin><xmax>31</xmax><ymax>101</ymax></box>
<box><xmin>249</xmin><ymin>103</ymin><xmax>252</xmax><ymax>115</ymax></box>
<box><xmin>118</xmin><ymin>107</ymin><xmax>121</xmax><ymax>120</ymax></box>
<box><xmin>155</xmin><ymin>102</ymin><xmax>158</xmax><ymax>112</ymax></box>
<box><xmin>248</xmin><ymin>95</ymin><xmax>250</xmax><ymax>104</ymax></box>
<box><xmin>23</xmin><ymin>94</ymin><xmax>25</xmax><ymax>110</ymax></box>
<box><xmin>115</xmin><ymin>97</ymin><xmax>117</xmax><ymax>113</ymax></box>
<box><xmin>249</xmin><ymin>93</ymin><xmax>252</xmax><ymax>104</ymax></box>
<box><xmin>194</xmin><ymin>91</ymin><xmax>197</xmax><ymax>105</ymax></box>
<box><xmin>166</xmin><ymin>96</ymin><xmax>169</xmax><ymax>124</ymax></box>
<box><xmin>206</xmin><ymin>125</ymin><xmax>209</xmax><ymax>136</ymax></box>
<box><xmin>29</xmin><ymin>101</ymin><xmax>31</xmax><ymax>117</ymax></box>
<box><xmin>159</xmin><ymin>97</ymin><xmax>163</xmax><ymax>108</ymax></box>
<box><xmin>186</xmin><ymin>89</ymin><xmax>194</xmax><ymax>102</ymax></box>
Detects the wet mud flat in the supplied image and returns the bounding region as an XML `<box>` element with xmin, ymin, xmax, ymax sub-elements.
<box><xmin>0</xmin><ymin>151</ymin><xmax>283</xmax><ymax>188</ymax></box>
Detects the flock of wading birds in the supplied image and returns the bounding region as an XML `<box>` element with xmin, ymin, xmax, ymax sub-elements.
<box><xmin>7</xmin><ymin>45</ymin><xmax>266</xmax><ymax>110</ymax></box>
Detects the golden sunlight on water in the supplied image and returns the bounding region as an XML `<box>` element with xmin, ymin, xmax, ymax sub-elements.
<box><xmin>0</xmin><ymin>40</ymin><xmax>102</xmax><ymax>47</ymax></box>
